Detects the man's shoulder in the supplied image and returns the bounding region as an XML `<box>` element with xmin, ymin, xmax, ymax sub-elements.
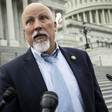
<box><xmin>61</xmin><ymin>47</ymin><xmax>86</xmax><ymax>54</ymax></box>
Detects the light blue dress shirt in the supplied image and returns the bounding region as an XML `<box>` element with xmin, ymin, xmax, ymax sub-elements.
<box><xmin>31</xmin><ymin>45</ymin><xmax>85</xmax><ymax>112</ymax></box>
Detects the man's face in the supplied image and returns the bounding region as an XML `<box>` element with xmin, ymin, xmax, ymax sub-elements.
<box><xmin>22</xmin><ymin>3</ymin><xmax>57</xmax><ymax>54</ymax></box>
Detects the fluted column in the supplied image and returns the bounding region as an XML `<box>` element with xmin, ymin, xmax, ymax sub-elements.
<box><xmin>89</xmin><ymin>11</ymin><xmax>93</xmax><ymax>23</ymax></box>
<box><xmin>68</xmin><ymin>1</ymin><xmax>72</xmax><ymax>10</ymax></box>
<box><xmin>96</xmin><ymin>10</ymin><xmax>100</xmax><ymax>25</ymax></box>
<box><xmin>77</xmin><ymin>14</ymin><xmax>80</xmax><ymax>21</ymax></box>
<box><xmin>82</xmin><ymin>0</ymin><xmax>86</xmax><ymax>4</ymax></box>
<box><xmin>72</xmin><ymin>15</ymin><xmax>75</xmax><ymax>19</ymax></box>
<box><xmin>72</xmin><ymin>0</ymin><xmax>76</xmax><ymax>8</ymax></box>
<box><xmin>83</xmin><ymin>12</ymin><xmax>87</xmax><ymax>22</ymax></box>
<box><xmin>88</xmin><ymin>0</ymin><xmax>91</xmax><ymax>2</ymax></box>
<box><xmin>108</xmin><ymin>9</ymin><xmax>112</xmax><ymax>24</ymax></box>
<box><xmin>76</xmin><ymin>0</ymin><xmax>80</xmax><ymax>6</ymax></box>
<box><xmin>92</xmin><ymin>0</ymin><xmax>96</xmax><ymax>2</ymax></box>
<box><xmin>6</xmin><ymin>0</ymin><xmax>19</xmax><ymax>46</ymax></box>
<box><xmin>13</xmin><ymin>1</ymin><xmax>19</xmax><ymax>42</ymax></box>
<box><xmin>0</xmin><ymin>1</ymin><xmax>3</xmax><ymax>39</ymax></box>
<box><xmin>65</xmin><ymin>3</ymin><xmax>68</xmax><ymax>11</ymax></box>
<box><xmin>102</xmin><ymin>9</ymin><xmax>106</xmax><ymax>24</ymax></box>
<box><xmin>22</xmin><ymin>0</ymin><xmax>28</xmax><ymax>9</ymax></box>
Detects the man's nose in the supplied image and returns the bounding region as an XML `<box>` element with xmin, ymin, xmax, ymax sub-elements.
<box><xmin>34</xmin><ymin>20</ymin><xmax>42</xmax><ymax>31</ymax></box>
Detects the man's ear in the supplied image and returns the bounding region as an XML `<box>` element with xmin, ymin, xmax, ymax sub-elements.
<box><xmin>23</xmin><ymin>28</ymin><xmax>25</xmax><ymax>33</ymax></box>
<box><xmin>54</xmin><ymin>21</ymin><xmax>57</xmax><ymax>32</ymax></box>
<box><xmin>23</xmin><ymin>28</ymin><xmax>26</xmax><ymax>39</ymax></box>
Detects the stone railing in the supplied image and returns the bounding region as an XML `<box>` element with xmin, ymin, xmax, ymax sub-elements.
<box><xmin>75</xmin><ymin>41</ymin><xmax>112</xmax><ymax>50</ymax></box>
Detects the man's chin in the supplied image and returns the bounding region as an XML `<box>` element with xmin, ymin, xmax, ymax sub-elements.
<box><xmin>33</xmin><ymin>40</ymin><xmax>50</xmax><ymax>53</ymax></box>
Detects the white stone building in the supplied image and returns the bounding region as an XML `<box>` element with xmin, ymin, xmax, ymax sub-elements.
<box><xmin>57</xmin><ymin>0</ymin><xmax>112</xmax><ymax>66</ymax></box>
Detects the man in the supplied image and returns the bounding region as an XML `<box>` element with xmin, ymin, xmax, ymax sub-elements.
<box><xmin>0</xmin><ymin>3</ymin><xmax>108</xmax><ymax>112</ymax></box>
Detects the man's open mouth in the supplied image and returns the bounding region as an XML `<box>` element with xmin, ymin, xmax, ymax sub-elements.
<box><xmin>33</xmin><ymin>33</ymin><xmax>47</xmax><ymax>39</ymax></box>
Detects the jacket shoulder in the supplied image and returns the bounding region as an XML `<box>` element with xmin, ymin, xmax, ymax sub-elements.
<box><xmin>61</xmin><ymin>47</ymin><xmax>86</xmax><ymax>55</ymax></box>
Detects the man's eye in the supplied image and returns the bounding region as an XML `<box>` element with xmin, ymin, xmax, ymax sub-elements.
<box><xmin>40</xmin><ymin>16</ymin><xmax>48</xmax><ymax>21</ymax></box>
<box><xmin>26</xmin><ymin>19</ymin><xmax>33</xmax><ymax>24</ymax></box>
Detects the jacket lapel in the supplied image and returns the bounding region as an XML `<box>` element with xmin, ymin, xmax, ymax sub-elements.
<box><xmin>60</xmin><ymin>47</ymin><xmax>94</xmax><ymax>112</ymax></box>
<box><xmin>22</xmin><ymin>48</ymin><xmax>47</xmax><ymax>98</ymax></box>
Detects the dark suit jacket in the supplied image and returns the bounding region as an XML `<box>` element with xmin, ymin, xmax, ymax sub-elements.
<box><xmin>0</xmin><ymin>47</ymin><xmax>108</xmax><ymax>112</ymax></box>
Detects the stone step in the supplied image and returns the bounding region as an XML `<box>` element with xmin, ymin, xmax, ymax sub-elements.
<box><xmin>100</xmin><ymin>86</ymin><xmax>112</xmax><ymax>92</ymax></box>
<box><xmin>105</xmin><ymin>99</ymin><xmax>112</xmax><ymax>106</ymax></box>
<box><xmin>97</xmin><ymin>76</ymin><xmax>108</xmax><ymax>79</ymax></box>
<box><xmin>98</xmin><ymin>78</ymin><xmax>110</xmax><ymax>81</ymax></box>
<box><xmin>98</xmin><ymin>78</ymin><xmax>112</xmax><ymax>112</ymax></box>
<box><xmin>104</xmin><ymin>94</ymin><xmax>112</xmax><ymax>101</ymax></box>
<box><xmin>107</xmin><ymin>105</ymin><xmax>112</xmax><ymax>112</ymax></box>
<box><xmin>98</xmin><ymin>80</ymin><xmax>111</xmax><ymax>84</ymax></box>
<box><xmin>99</xmin><ymin>83</ymin><xmax>112</xmax><ymax>88</ymax></box>
<box><xmin>102</xmin><ymin>90</ymin><xmax>112</xmax><ymax>96</ymax></box>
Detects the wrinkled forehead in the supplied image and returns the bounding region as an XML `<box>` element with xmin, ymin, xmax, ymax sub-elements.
<box><xmin>22</xmin><ymin>3</ymin><xmax>53</xmax><ymax>21</ymax></box>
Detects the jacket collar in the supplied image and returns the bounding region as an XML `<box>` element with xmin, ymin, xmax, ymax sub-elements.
<box><xmin>23</xmin><ymin>48</ymin><xmax>47</xmax><ymax>98</ymax></box>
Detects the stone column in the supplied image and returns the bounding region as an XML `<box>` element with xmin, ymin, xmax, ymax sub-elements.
<box><xmin>13</xmin><ymin>1</ymin><xmax>19</xmax><ymax>42</ymax></box>
<box><xmin>6</xmin><ymin>0</ymin><xmax>19</xmax><ymax>46</ymax></box>
<box><xmin>82</xmin><ymin>0</ymin><xmax>86</xmax><ymax>4</ymax></box>
<box><xmin>76</xmin><ymin>0</ymin><xmax>80</xmax><ymax>6</ymax></box>
<box><xmin>0</xmin><ymin>1</ymin><xmax>7</xmax><ymax>46</ymax></box>
<box><xmin>65</xmin><ymin>3</ymin><xmax>68</xmax><ymax>11</ymax></box>
<box><xmin>77</xmin><ymin>13</ymin><xmax>80</xmax><ymax>21</ymax></box>
<box><xmin>0</xmin><ymin>1</ymin><xmax>3</xmax><ymax>39</ymax></box>
<box><xmin>92</xmin><ymin>0</ymin><xmax>96</xmax><ymax>2</ymax></box>
<box><xmin>89</xmin><ymin>11</ymin><xmax>93</xmax><ymax>23</ymax></box>
<box><xmin>68</xmin><ymin>1</ymin><xmax>72</xmax><ymax>10</ymax></box>
<box><xmin>88</xmin><ymin>0</ymin><xmax>91</xmax><ymax>2</ymax></box>
<box><xmin>102</xmin><ymin>9</ymin><xmax>106</xmax><ymax>24</ymax></box>
<box><xmin>72</xmin><ymin>0</ymin><xmax>76</xmax><ymax>8</ymax></box>
<box><xmin>22</xmin><ymin>0</ymin><xmax>28</xmax><ymax>9</ymax></box>
<box><xmin>96</xmin><ymin>10</ymin><xmax>100</xmax><ymax>25</ymax></box>
<box><xmin>72</xmin><ymin>15</ymin><xmax>75</xmax><ymax>19</ymax></box>
<box><xmin>83</xmin><ymin>12</ymin><xmax>87</xmax><ymax>22</ymax></box>
<box><xmin>108</xmin><ymin>9</ymin><xmax>112</xmax><ymax>24</ymax></box>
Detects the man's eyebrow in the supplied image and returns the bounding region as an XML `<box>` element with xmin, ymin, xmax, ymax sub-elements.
<box><xmin>25</xmin><ymin>16</ymin><xmax>33</xmax><ymax>20</ymax></box>
<box><xmin>38</xmin><ymin>12</ymin><xmax>49</xmax><ymax>16</ymax></box>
